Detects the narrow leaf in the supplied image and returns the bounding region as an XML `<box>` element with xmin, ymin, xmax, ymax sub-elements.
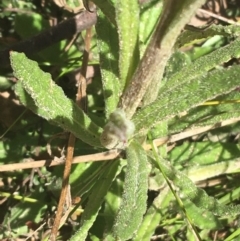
<box><xmin>176</xmin><ymin>24</ymin><xmax>240</xmax><ymax>48</ymax></box>
<box><xmin>139</xmin><ymin>1</ymin><xmax>163</xmax><ymax>56</ymax></box>
<box><xmin>142</xmin><ymin>0</ymin><xmax>206</xmax><ymax>106</ymax></box>
<box><xmin>91</xmin><ymin>0</ymin><xmax>116</xmax><ymax>25</ymax></box>
<box><xmin>70</xmin><ymin>161</ymin><xmax>119</xmax><ymax>241</ymax></box>
<box><xmin>119</xmin><ymin>0</ymin><xmax>206</xmax><ymax>118</ymax></box>
<box><xmin>96</xmin><ymin>12</ymin><xmax>121</xmax><ymax>116</ymax></box>
<box><xmin>11</xmin><ymin>51</ymin><xmax>102</xmax><ymax>147</ymax></box>
<box><xmin>157</xmin><ymin>154</ymin><xmax>240</xmax><ymax>217</ymax></box>
<box><xmin>134</xmin><ymin>65</ymin><xmax>240</xmax><ymax>133</ymax></box>
<box><xmin>162</xmin><ymin>38</ymin><xmax>240</xmax><ymax>97</ymax></box>
<box><xmin>169</xmin><ymin>91</ymin><xmax>240</xmax><ymax>134</ymax></box>
<box><xmin>113</xmin><ymin>140</ymin><xmax>149</xmax><ymax>240</ymax></box>
<box><xmin>116</xmin><ymin>0</ymin><xmax>139</xmax><ymax>87</ymax></box>
<box><xmin>183</xmin><ymin>198</ymin><xmax>222</xmax><ymax>229</ymax></box>
<box><xmin>134</xmin><ymin>188</ymin><xmax>172</xmax><ymax>241</ymax></box>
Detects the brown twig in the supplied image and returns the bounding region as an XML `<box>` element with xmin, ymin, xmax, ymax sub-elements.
<box><xmin>49</xmin><ymin>24</ymin><xmax>93</xmax><ymax>240</ymax></box>
<box><xmin>0</xmin><ymin>150</ymin><xmax>121</xmax><ymax>172</ymax></box>
<box><xmin>49</xmin><ymin>134</ymin><xmax>76</xmax><ymax>241</ymax></box>
<box><xmin>2</xmin><ymin>116</ymin><xmax>240</xmax><ymax>173</ymax></box>
<box><xmin>0</xmin><ymin>10</ymin><xmax>97</xmax><ymax>68</ymax></box>
<box><xmin>197</xmin><ymin>8</ymin><xmax>240</xmax><ymax>25</ymax></box>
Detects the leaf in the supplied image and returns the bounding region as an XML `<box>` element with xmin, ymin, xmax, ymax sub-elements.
<box><xmin>163</xmin><ymin>51</ymin><xmax>191</xmax><ymax>81</ymax></box>
<box><xmin>113</xmin><ymin>140</ymin><xmax>149</xmax><ymax>240</ymax></box>
<box><xmin>170</xmin><ymin>141</ymin><xmax>240</xmax><ymax>166</ymax></box>
<box><xmin>91</xmin><ymin>0</ymin><xmax>116</xmax><ymax>25</ymax></box>
<box><xmin>176</xmin><ymin>24</ymin><xmax>240</xmax><ymax>48</ymax></box>
<box><xmin>156</xmin><ymin>154</ymin><xmax>240</xmax><ymax>217</ymax></box>
<box><xmin>115</xmin><ymin>0</ymin><xmax>139</xmax><ymax>88</ymax></box>
<box><xmin>0</xmin><ymin>191</ymin><xmax>47</xmax><ymax>238</ymax></box>
<box><xmin>139</xmin><ymin>1</ymin><xmax>163</xmax><ymax>56</ymax></box>
<box><xmin>162</xmin><ymin>38</ymin><xmax>240</xmax><ymax>96</ymax></box>
<box><xmin>168</xmin><ymin>91</ymin><xmax>240</xmax><ymax>134</ymax></box>
<box><xmin>10</xmin><ymin>51</ymin><xmax>102</xmax><ymax>147</ymax></box>
<box><xmin>103</xmin><ymin>169</ymin><xmax>125</xmax><ymax>238</ymax></box>
<box><xmin>133</xmin><ymin>188</ymin><xmax>172</xmax><ymax>241</ymax></box>
<box><xmin>224</xmin><ymin>229</ymin><xmax>240</xmax><ymax>241</ymax></box>
<box><xmin>142</xmin><ymin>0</ymin><xmax>206</xmax><ymax>106</ymax></box>
<box><xmin>168</xmin><ymin>141</ymin><xmax>240</xmax><ymax>183</ymax></box>
<box><xmin>15</xmin><ymin>13</ymin><xmax>79</xmax><ymax>63</ymax></box>
<box><xmin>70</xmin><ymin>160</ymin><xmax>120</xmax><ymax>241</ymax></box>
<box><xmin>133</xmin><ymin>65</ymin><xmax>240</xmax><ymax>133</ymax></box>
<box><xmin>70</xmin><ymin>162</ymin><xmax>110</xmax><ymax>196</ymax></box>
<box><xmin>95</xmin><ymin>12</ymin><xmax>121</xmax><ymax>117</ymax></box>
<box><xmin>182</xmin><ymin>199</ymin><xmax>222</xmax><ymax>230</ymax></box>
<box><xmin>119</xmin><ymin>0</ymin><xmax>206</xmax><ymax>118</ymax></box>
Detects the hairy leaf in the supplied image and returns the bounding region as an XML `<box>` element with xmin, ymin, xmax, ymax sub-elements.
<box><xmin>96</xmin><ymin>12</ymin><xmax>121</xmax><ymax>117</ymax></box>
<box><xmin>169</xmin><ymin>91</ymin><xmax>240</xmax><ymax>134</ymax></box>
<box><xmin>134</xmin><ymin>188</ymin><xmax>171</xmax><ymax>241</ymax></box>
<box><xmin>162</xmin><ymin>38</ymin><xmax>240</xmax><ymax>96</ymax></box>
<box><xmin>91</xmin><ymin>0</ymin><xmax>116</xmax><ymax>25</ymax></box>
<box><xmin>139</xmin><ymin>1</ymin><xmax>163</xmax><ymax>56</ymax></box>
<box><xmin>156</xmin><ymin>154</ymin><xmax>240</xmax><ymax>217</ymax></box>
<box><xmin>70</xmin><ymin>161</ymin><xmax>119</xmax><ymax>241</ymax></box>
<box><xmin>134</xmin><ymin>65</ymin><xmax>240</xmax><ymax>133</ymax></box>
<box><xmin>113</xmin><ymin>140</ymin><xmax>149</xmax><ymax>240</ymax></box>
<box><xmin>116</xmin><ymin>0</ymin><xmax>139</xmax><ymax>88</ymax></box>
<box><xmin>142</xmin><ymin>0</ymin><xmax>206</xmax><ymax>106</ymax></box>
<box><xmin>11</xmin><ymin>51</ymin><xmax>102</xmax><ymax>147</ymax></box>
<box><xmin>177</xmin><ymin>24</ymin><xmax>240</xmax><ymax>48</ymax></box>
<box><xmin>118</xmin><ymin>0</ymin><xmax>205</xmax><ymax>118</ymax></box>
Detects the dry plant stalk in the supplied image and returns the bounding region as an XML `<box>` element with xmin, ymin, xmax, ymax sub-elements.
<box><xmin>1</xmin><ymin>117</ymin><xmax>240</xmax><ymax>172</ymax></box>
<box><xmin>49</xmin><ymin>27</ymin><xmax>92</xmax><ymax>241</ymax></box>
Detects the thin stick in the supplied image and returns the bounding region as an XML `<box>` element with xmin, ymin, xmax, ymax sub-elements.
<box><xmin>0</xmin><ymin>150</ymin><xmax>121</xmax><ymax>172</ymax></box>
<box><xmin>143</xmin><ymin>117</ymin><xmax>240</xmax><ymax>150</ymax></box>
<box><xmin>197</xmin><ymin>8</ymin><xmax>240</xmax><ymax>26</ymax></box>
<box><xmin>49</xmin><ymin>26</ymin><xmax>92</xmax><ymax>241</ymax></box>
<box><xmin>2</xmin><ymin>117</ymin><xmax>240</xmax><ymax>172</ymax></box>
<box><xmin>0</xmin><ymin>10</ymin><xmax>97</xmax><ymax>68</ymax></box>
<box><xmin>49</xmin><ymin>134</ymin><xmax>76</xmax><ymax>241</ymax></box>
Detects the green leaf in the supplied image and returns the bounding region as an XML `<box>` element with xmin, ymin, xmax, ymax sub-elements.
<box><xmin>14</xmin><ymin>13</ymin><xmax>79</xmax><ymax>64</ymax></box>
<box><xmin>91</xmin><ymin>0</ymin><xmax>116</xmax><ymax>25</ymax></box>
<box><xmin>156</xmin><ymin>154</ymin><xmax>240</xmax><ymax>217</ymax></box>
<box><xmin>134</xmin><ymin>65</ymin><xmax>240</xmax><ymax>133</ymax></box>
<box><xmin>162</xmin><ymin>38</ymin><xmax>240</xmax><ymax>96</ymax></box>
<box><xmin>168</xmin><ymin>141</ymin><xmax>240</xmax><ymax>183</ymax></box>
<box><xmin>183</xmin><ymin>198</ymin><xmax>222</xmax><ymax>229</ymax></box>
<box><xmin>134</xmin><ymin>188</ymin><xmax>172</xmax><ymax>241</ymax></box>
<box><xmin>96</xmin><ymin>12</ymin><xmax>121</xmax><ymax>116</ymax></box>
<box><xmin>170</xmin><ymin>141</ymin><xmax>240</xmax><ymax>166</ymax></box>
<box><xmin>142</xmin><ymin>0</ymin><xmax>206</xmax><ymax>106</ymax></box>
<box><xmin>139</xmin><ymin>1</ymin><xmax>163</xmax><ymax>56</ymax></box>
<box><xmin>103</xmin><ymin>169</ymin><xmax>125</xmax><ymax>238</ymax></box>
<box><xmin>176</xmin><ymin>24</ymin><xmax>240</xmax><ymax>48</ymax></box>
<box><xmin>113</xmin><ymin>140</ymin><xmax>149</xmax><ymax>240</ymax></box>
<box><xmin>119</xmin><ymin>0</ymin><xmax>206</xmax><ymax>118</ymax></box>
<box><xmin>168</xmin><ymin>91</ymin><xmax>240</xmax><ymax>134</ymax></box>
<box><xmin>70</xmin><ymin>162</ymin><xmax>110</xmax><ymax>196</ymax></box>
<box><xmin>0</xmin><ymin>192</ymin><xmax>47</xmax><ymax>239</ymax></box>
<box><xmin>224</xmin><ymin>229</ymin><xmax>240</xmax><ymax>241</ymax></box>
<box><xmin>10</xmin><ymin>51</ymin><xmax>102</xmax><ymax>147</ymax></box>
<box><xmin>163</xmin><ymin>51</ymin><xmax>191</xmax><ymax>81</ymax></box>
<box><xmin>70</xmin><ymin>161</ymin><xmax>120</xmax><ymax>241</ymax></box>
<box><xmin>116</xmin><ymin>0</ymin><xmax>139</xmax><ymax>88</ymax></box>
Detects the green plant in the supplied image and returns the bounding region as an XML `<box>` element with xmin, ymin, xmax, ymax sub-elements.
<box><xmin>2</xmin><ymin>0</ymin><xmax>240</xmax><ymax>240</ymax></box>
